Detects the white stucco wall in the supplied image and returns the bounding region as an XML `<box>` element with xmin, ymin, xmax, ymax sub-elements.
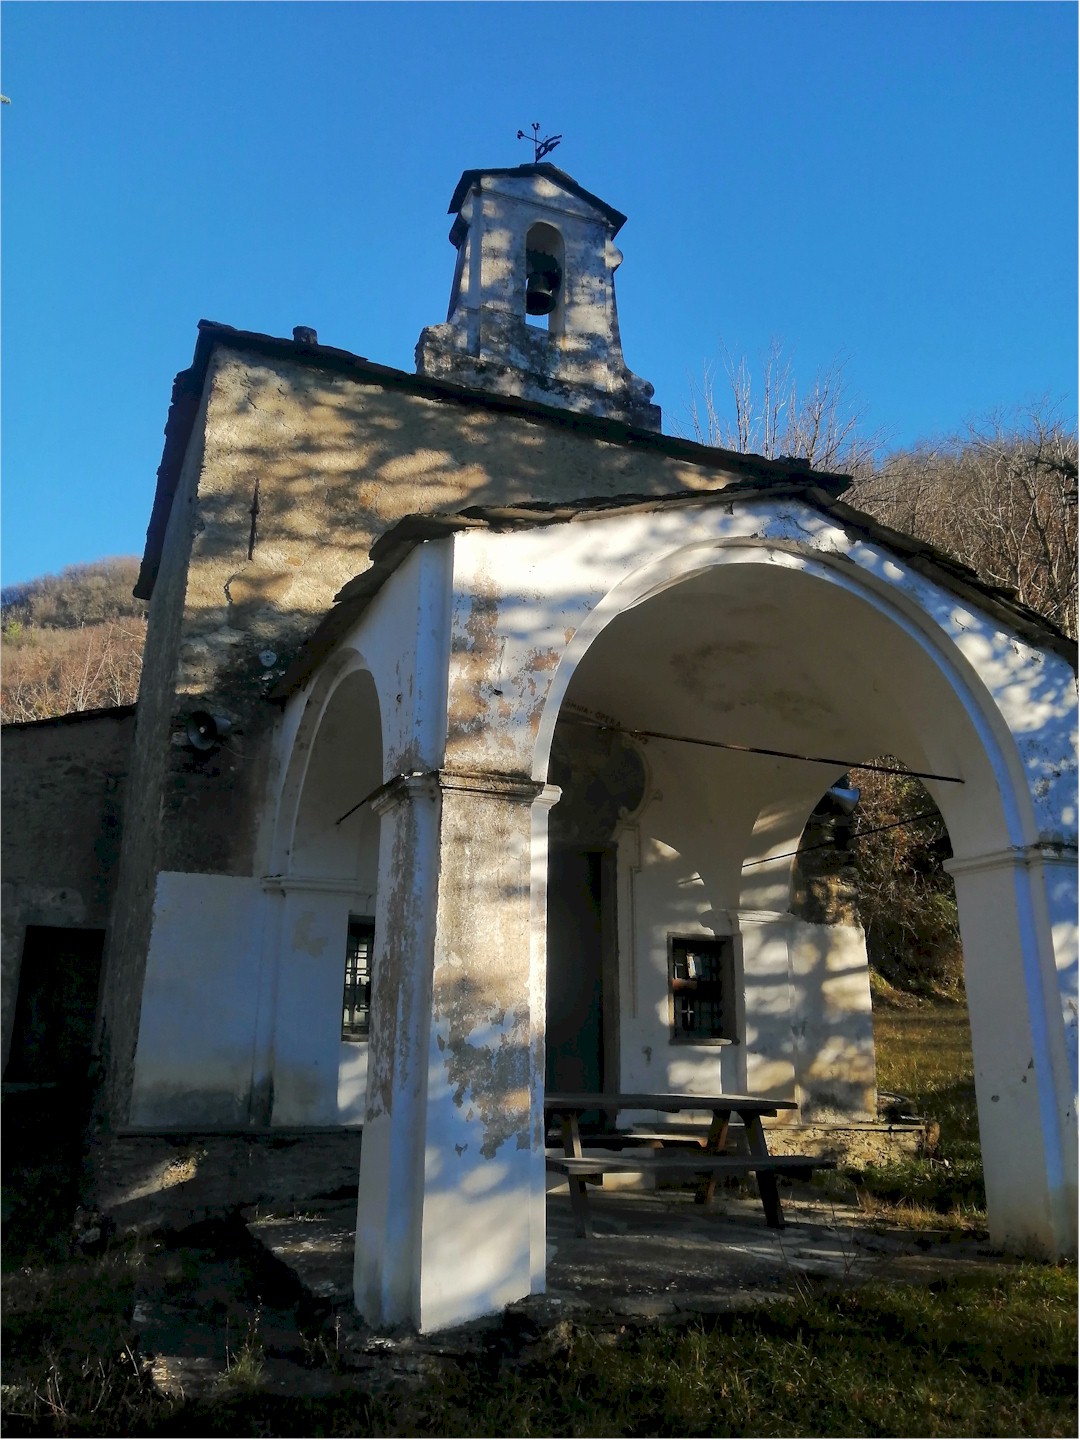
<box><xmin>608</xmin><ymin>738</ymin><xmax>874</xmax><ymax>1113</ymax></box>
<box><xmin>130</xmin><ymin>872</ymin><xmax>267</xmax><ymax>1127</ymax></box>
<box><xmin>431</xmin><ymin>500</ymin><xmax>1075</xmax><ymax>1259</ymax></box>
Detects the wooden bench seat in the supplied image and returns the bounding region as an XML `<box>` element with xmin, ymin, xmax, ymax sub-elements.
<box><xmin>547</xmin><ymin>1153</ymin><xmax>832</xmax><ymax>1179</ymax></box>
<box><xmin>547</xmin><ymin>1152</ymin><xmax>835</xmax><ymax>1237</ymax></box>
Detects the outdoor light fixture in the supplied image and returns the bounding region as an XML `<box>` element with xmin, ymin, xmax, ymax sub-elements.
<box><xmin>826</xmin><ymin>782</ymin><xmax>861</xmax><ymax>816</ymax></box>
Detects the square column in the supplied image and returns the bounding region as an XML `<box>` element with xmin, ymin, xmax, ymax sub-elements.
<box><xmin>354</xmin><ymin>769</ymin><xmax>558</xmax><ymax>1332</ymax></box>
<box><xmin>947</xmin><ymin>846</ymin><xmax>1078</xmax><ymax>1257</ymax></box>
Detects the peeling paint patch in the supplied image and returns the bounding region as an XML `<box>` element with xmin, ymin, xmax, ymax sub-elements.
<box><xmin>292</xmin><ymin>910</ymin><xmax>328</xmax><ymax>957</ymax></box>
<box><xmin>429</xmin><ymin>781</ymin><xmax>538</xmax><ymax>1157</ymax></box>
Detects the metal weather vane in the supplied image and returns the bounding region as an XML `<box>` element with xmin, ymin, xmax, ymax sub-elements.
<box><xmin>517</xmin><ymin>122</ymin><xmax>561</xmax><ymax>163</ymax></box>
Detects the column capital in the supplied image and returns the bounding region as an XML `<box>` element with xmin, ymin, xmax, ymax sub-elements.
<box><xmin>369</xmin><ymin>768</ymin><xmax>559</xmax><ymax>816</ymax></box>
<box><xmin>945</xmin><ymin>842</ymin><xmax>1079</xmax><ymax>878</ymax></box>
<box><xmin>370</xmin><ymin>771</ymin><xmax>442</xmax><ymax>816</ymax></box>
<box><xmin>437</xmin><ymin>767</ymin><xmax>549</xmax><ymax>803</ymax></box>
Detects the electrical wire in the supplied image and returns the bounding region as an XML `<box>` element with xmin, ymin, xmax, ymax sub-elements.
<box><xmin>740</xmin><ymin>809</ymin><xmax>946</xmax><ymax>868</ymax></box>
<box><xmin>563</xmin><ymin>713</ymin><xmax>963</xmax><ymax>784</ymax></box>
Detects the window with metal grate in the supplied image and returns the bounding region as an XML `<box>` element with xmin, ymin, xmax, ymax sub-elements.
<box><xmin>669</xmin><ymin>936</ymin><xmax>738</xmax><ymax>1044</ymax></box>
<box><xmin>342</xmin><ymin>917</ymin><xmax>375</xmax><ymax>1041</ymax></box>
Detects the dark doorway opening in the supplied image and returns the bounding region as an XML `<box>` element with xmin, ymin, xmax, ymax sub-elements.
<box><xmin>3</xmin><ymin>927</ymin><xmax>106</xmax><ymax>1258</ymax></box>
<box><xmin>4</xmin><ymin>926</ymin><xmax>105</xmax><ymax>1085</ymax></box>
<box><xmin>546</xmin><ymin>848</ymin><xmax>617</xmax><ymax>1094</ymax></box>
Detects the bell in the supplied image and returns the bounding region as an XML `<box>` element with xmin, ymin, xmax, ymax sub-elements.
<box><xmin>526</xmin><ymin>273</ymin><xmax>558</xmax><ymax>316</ymax></box>
<box><xmin>525</xmin><ymin>249</ymin><xmax>561</xmax><ymax>316</ymax></box>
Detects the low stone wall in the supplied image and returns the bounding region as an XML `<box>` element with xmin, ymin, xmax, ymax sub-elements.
<box><xmin>620</xmin><ymin>1120</ymin><xmax>930</xmax><ymax>1169</ymax></box>
<box><xmin>90</xmin><ymin>1129</ymin><xmax>364</xmax><ymax>1232</ymax></box>
<box><xmin>760</xmin><ymin>1121</ymin><xmax>928</xmax><ymax>1167</ymax></box>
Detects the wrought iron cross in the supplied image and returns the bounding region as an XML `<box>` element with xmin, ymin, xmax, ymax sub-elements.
<box><xmin>517</xmin><ymin>122</ymin><xmax>561</xmax><ymax>163</ymax></box>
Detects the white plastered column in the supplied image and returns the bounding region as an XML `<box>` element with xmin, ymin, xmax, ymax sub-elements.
<box><xmin>946</xmin><ymin>844</ymin><xmax>1078</xmax><ymax>1256</ymax></box>
<box><xmin>354</xmin><ymin>768</ymin><xmax>557</xmax><ymax>1332</ymax></box>
<box><xmin>265</xmin><ymin>876</ymin><xmax>367</xmax><ymax>1126</ymax></box>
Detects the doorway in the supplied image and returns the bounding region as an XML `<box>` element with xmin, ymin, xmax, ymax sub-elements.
<box><xmin>546</xmin><ymin>846</ymin><xmax>617</xmax><ymax>1093</ymax></box>
<box><xmin>4</xmin><ymin>925</ymin><xmax>105</xmax><ymax>1084</ymax></box>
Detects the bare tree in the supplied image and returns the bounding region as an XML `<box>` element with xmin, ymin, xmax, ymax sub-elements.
<box><xmin>1</xmin><ymin>556</ymin><xmax>148</xmax><ymax>721</ymax></box>
<box><xmin>1</xmin><ymin>619</ymin><xmax>146</xmax><ymax>722</ymax></box>
<box><xmin>687</xmin><ymin>339</ymin><xmax>884</xmax><ymax>474</ymax></box>
<box><xmin>686</xmin><ymin>346</ymin><xmax>1076</xmax><ymax>635</ymax></box>
<box><xmin>849</xmin><ymin>404</ymin><xmax>1078</xmax><ymax>638</ymax></box>
<box><xmin>846</xmin><ymin>765</ymin><xmax>962</xmax><ymax>997</ymax></box>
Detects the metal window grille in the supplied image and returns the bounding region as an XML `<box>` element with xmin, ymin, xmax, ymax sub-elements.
<box><xmin>669</xmin><ymin>937</ymin><xmax>737</xmax><ymax>1042</ymax></box>
<box><xmin>342</xmin><ymin>918</ymin><xmax>375</xmax><ymax>1041</ymax></box>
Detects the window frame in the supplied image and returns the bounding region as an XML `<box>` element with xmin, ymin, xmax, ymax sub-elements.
<box><xmin>667</xmin><ymin>934</ymin><xmax>738</xmax><ymax>1046</ymax></box>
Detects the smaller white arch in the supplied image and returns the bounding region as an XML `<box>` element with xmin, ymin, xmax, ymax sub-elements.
<box><xmin>269</xmin><ymin>643</ymin><xmax>380</xmax><ymax>877</ymax></box>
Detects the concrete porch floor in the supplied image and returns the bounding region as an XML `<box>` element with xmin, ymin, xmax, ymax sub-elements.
<box><xmin>134</xmin><ymin>1185</ymin><xmax>1019</xmax><ymax>1401</ymax></box>
<box><xmin>247</xmin><ymin>1183</ymin><xmax>1012</xmax><ymax>1325</ymax></box>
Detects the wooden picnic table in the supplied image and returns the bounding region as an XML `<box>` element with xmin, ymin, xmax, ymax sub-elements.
<box><xmin>544</xmin><ymin>1091</ymin><xmax>831</xmax><ymax>1238</ymax></box>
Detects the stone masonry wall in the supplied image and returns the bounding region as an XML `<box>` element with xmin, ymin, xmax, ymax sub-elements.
<box><xmin>154</xmin><ymin>345</ymin><xmax>745</xmax><ymax>883</ymax></box>
<box><xmin>100</xmin><ymin>379</ymin><xmax>210</xmax><ymax>1119</ymax></box>
<box><xmin>1</xmin><ymin>707</ymin><xmax>135</xmax><ymax>1067</ymax></box>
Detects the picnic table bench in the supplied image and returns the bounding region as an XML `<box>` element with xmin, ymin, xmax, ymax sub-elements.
<box><xmin>545</xmin><ymin>1091</ymin><xmax>835</xmax><ymax>1239</ymax></box>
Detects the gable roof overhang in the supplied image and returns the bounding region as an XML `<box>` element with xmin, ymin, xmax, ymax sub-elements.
<box><xmin>269</xmin><ymin>481</ymin><xmax>1077</xmax><ymax>704</ymax></box>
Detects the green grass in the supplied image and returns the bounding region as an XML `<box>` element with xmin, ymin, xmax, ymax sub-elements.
<box><xmin>873</xmin><ymin>995</ymin><xmax>981</xmax><ymax>1159</ymax></box>
<box><xmin>5</xmin><ymin>995</ymin><xmax>1074</xmax><ymax>1437</ymax></box>
<box><xmin>4</xmin><ymin>1259</ymin><xmax>1075</xmax><ymax>1437</ymax></box>
<box><xmin>843</xmin><ymin>994</ymin><xmax>987</xmax><ymax>1226</ymax></box>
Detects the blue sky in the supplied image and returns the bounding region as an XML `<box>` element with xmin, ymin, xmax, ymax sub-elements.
<box><xmin>2</xmin><ymin>1</ymin><xmax>1076</xmax><ymax>587</ymax></box>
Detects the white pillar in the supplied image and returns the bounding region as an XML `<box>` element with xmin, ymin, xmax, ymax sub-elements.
<box><xmin>354</xmin><ymin>769</ymin><xmax>552</xmax><ymax>1332</ymax></box>
<box><xmin>269</xmin><ymin>880</ymin><xmax>363</xmax><ymax>1126</ymax></box>
<box><xmin>947</xmin><ymin>845</ymin><xmax>1078</xmax><ymax>1257</ymax></box>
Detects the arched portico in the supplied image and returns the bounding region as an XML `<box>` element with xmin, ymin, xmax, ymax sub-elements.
<box><xmin>530</xmin><ymin>536</ymin><xmax>1075</xmax><ymax>1260</ymax></box>
<box><xmin>337</xmin><ymin>491</ymin><xmax>1075</xmax><ymax>1331</ymax></box>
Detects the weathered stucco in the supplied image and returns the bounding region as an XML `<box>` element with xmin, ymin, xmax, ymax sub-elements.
<box><xmin>416</xmin><ymin>166</ymin><xmax>659</xmax><ymax>429</ymax></box>
<box><xmin>124</xmin><ymin>450</ymin><xmax>1076</xmax><ymax>1328</ymax></box>
<box><xmin>323</xmin><ymin>497</ymin><xmax>1075</xmax><ymax>1273</ymax></box>
<box><xmin>111</xmin><ymin>332</ymin><xmax>775</xmax><ymax>1125</ymax></box>
<box><xmin>355</xmin><ymin>767</ymin><xmax>547</xmax><ymax>1331</ymax></box>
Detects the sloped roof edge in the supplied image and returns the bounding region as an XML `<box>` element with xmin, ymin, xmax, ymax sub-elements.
<box><xmin>269</xmin><ymin>483</ymin><xmax>1077</xmax><ymax>703</ymax></box>
<box><xmin>1</xmin><ymin>702</ymin><xmax>138</xmax><ymax>732</ymax></box>
<box><xmin>448</xmin><ymin>164</ymin><xmax>627</xmax><ymax>232</ymax></box>
<box><xmin>134</xmin><ymin>319</ymin><xmax>850</xmax><ymax>600</ymax></box>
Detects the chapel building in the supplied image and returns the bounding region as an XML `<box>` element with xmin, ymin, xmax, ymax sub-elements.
<box><xmin>3</xmin><ymin>163</ymin><xmax>1076</xmax><ymax>1332</ymax></box>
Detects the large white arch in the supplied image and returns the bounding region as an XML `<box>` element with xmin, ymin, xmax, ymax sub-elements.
<box><xmin>527</xmin><ymin>531</ymin><xmax>1075</xmax><ymax>1255</ymax></box>
<box><xmin>536</xmin><ymin>541</ymin><xmax>1041</xmax><ymax>847</ymax></box>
